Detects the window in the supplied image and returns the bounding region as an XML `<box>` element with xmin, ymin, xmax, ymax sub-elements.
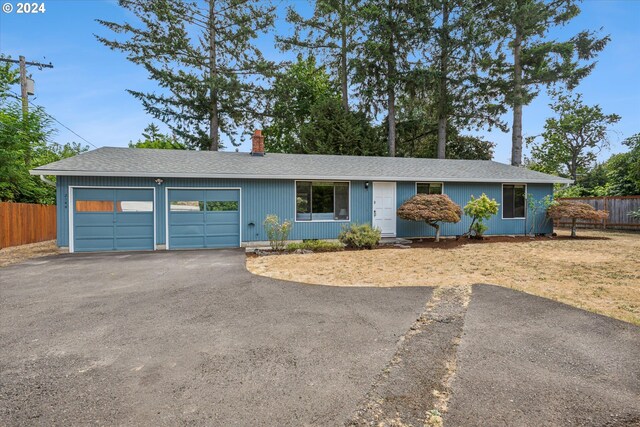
<box><xmin>118</xmin><ymin>201</ymin><xmax>153</xmax><ymax>212</ymax></box>
<box><xmin>296</xmin><ymin>181</ymin><xmax>349</xmax><ymax>221</ymax></box>
<box><xmin>416</xmin><ymin>182</ymin><xmax>443</xmax><ymax>195</ymax></box>
<box><xmin>206</xmin><ymin>201</ymin><xmax>238</xmax><ymax>211</ymax></box>
<box><xmin>75</xmin><ymin>200</ymin><xmax>114</xmax><ymax>212</ymax></box>
<box><xmin>503</xmin><ymin>184</ymin><xmax>526</xmax><ymax>218</ymax></box>
<box><xmin>170</xmin><ymin>201</ymin><xmax>204</xmax><ymax>212</ymax></box>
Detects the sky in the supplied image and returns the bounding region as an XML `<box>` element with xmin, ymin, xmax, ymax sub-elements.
<box><xmin>0</xmin><ymin>0</ymin><xmax>639</xmax><ymax>164</ymax></box>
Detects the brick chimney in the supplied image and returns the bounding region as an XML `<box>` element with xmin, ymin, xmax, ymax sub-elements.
<box><xmin>251</xmin><ymin>129</ymin><xmax>265</xmax><ymax>156</ymax></box>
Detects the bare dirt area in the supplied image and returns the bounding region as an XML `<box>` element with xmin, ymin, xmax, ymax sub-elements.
<box><xmin>247</xmin><ymin>229</ymin><xmax>640</xmax><ymax>325</ymax></box>
<box><xmin>0</xmin><ymin>240</ymin><xmax>61</xmax><ymax>268</ymax></box>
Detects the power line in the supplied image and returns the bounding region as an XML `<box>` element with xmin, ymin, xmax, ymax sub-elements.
<box><xmin>9</xmin><ymin>91</ymin><xmax>99</xmax><ymax>149</ymax></box>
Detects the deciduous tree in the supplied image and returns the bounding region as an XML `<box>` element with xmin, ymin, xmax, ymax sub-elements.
<box><xmin>526</xmin><ymin>90</ymin><xmax>620</xmax><ymax>182</ymax></box>
<box><xmin>397</xmin><ymin>194</ymin><xmax>462</xmax><ymax>242</ymax></box>
<box><xmin>547</xmin><ymin>200</ymin><xmax>608</xmax><ymax>237</ymax></box>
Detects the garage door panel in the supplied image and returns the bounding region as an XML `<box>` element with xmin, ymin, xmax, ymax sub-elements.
<box><xmin>170</xmin><ymin>236</ymin><xmax>206</xmax><ymax>248</ymax></box>
<box><xmin>170</xmin><ymin>212</ymin><xmax>205</xmax><ymax>222</ymax></box>
<box><xmin>115</xmin><ymin>224</ymin><xmax>154</xmax><ymax>238</ymax></box>
<box><xmin>115</xmin><ymin>212</ymin><xmax>154</xmax><ymax>225</ymax></box>
<box><xmin>204</xmin><ymin>235</ymin><xmax>240</xmax><ymax>247</ymax></box>
<box><xmin>205</xmin><ymin>211</ymin><xmax>238</xmax><ymax>223</ymax></box>
<box><xmin>169</xmin><ymin>224</ymin><xmax>206</xmax><ymax>235</ymax></box>
<box><xmin>169</xmin><ymin>189</ymin><xmax>204</xmax><ymax>201</ymax></box>
<box><xmin>73</xmin><ymin>188</ymin><xmax>154</xmax><ymax>252</ymax></box>
<box><xmin>74</xmin><ymin>237</ymin><xmax>115</xmax><ymax>252</ymax></box>
<box><xmin>114</xmin><ymin>237</ymin><xmax>155</xmax><ymax>250</ymax></box>
<box><xmin>116</xmin><ymin>188</ymin><xmax>154</xmax><ymax>201</ymax></box>
<box><xmin>205</xmin><ymin>223</ymin><xmax>239</xmax><ymax>235</ymax></box>
<box><xmin>205</xmin><ymin>189</ymin><xmax>239</xmax><ymax>201</ymax></box>
<box><xmin>74</xmin><ymin>213</ymin><xmax>113</xmax><ymax>226</ymax></box>
<box><xmin>168</xmin><ymin>189</ymin><xmax>240</xmax><ymax>249</ymax></box>
<box><xmin>75</xmin><ymin>224</ymin><xmax>115</xmax><ymax>239</ymax></box>
<box><xmin>75</xmin><ymin>188</ymin><xmax>114</xmax><ymax>201</ymax></box>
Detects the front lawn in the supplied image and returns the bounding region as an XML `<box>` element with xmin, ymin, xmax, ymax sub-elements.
<box><xmin>247</xmin><ymin>230</ymin><xmax>640</xmax><ymax>325</ymax></box>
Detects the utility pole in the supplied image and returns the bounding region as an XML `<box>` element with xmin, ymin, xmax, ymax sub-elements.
<box><xmin>0</xmin><ymin>56</ymin><xmax>54</xmax><ymax>118</ymax></box>
<box><xmin>19</xmin><ymin>56</ymin><xmax>28</xmax><ymax>118</ymax></box>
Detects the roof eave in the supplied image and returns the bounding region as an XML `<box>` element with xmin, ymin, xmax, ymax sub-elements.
<box><xmin>29</xmin><ymin>169</ymin><xmax>573</xmax><ymax>184</ymax></box>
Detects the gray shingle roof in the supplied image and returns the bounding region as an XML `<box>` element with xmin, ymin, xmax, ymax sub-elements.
<box><xmin>30</xmin><ymin>147</ymin><xmax>572</xmax><ymax>184</ymax></box>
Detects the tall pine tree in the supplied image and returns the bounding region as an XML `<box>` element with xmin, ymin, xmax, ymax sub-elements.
<box><xmin>96</xmin><ymin>0</ymin><xmax>275</xmax><ymax>150</ymax></box>
<box><xmin>277</xmin><ymin>0</ymin><xmax>360</xmax><ymax>111</ymax></box>
<box><xmin>485</xmin><ymin>0</ymin><xmax>609</xmax><ymax>166</ymax></box>
<box><xmin>408</xmin><ymin>0</ymin><xmax>506</xmax><ymax>159</ymax></box>
<box><xmin>354</xmin><ymin>0</ymin><xmax>430</xmax><ymax>156</ymax></box>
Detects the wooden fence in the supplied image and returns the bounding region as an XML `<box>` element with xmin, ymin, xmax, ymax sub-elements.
<box><xmin>0</xmin><ymin>202</ymin><xmax>57</xmax><ymax>249</ymax></box>
<box><xmin>554</xmin><ymin>196</ymin><xmax>640</xmax><ymax>230</ymax></box>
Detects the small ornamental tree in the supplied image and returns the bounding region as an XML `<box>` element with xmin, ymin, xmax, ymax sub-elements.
<box><xmin>547</xmin><ymin>201</ymin><xmax>609</xmax><ymax>237</ymax></box>
<box><xmin>397</xmin><ymin>194</ymin><xmax>462</xmax><ymax>242</ymax></box>
<box><xmin>263</xmin><ymin>215</ymin><xmax>292</xmax><ymax>251</ymax></box>
<box><xmin>463</xmin><ymin>194</ymin><xmax>499</xmax><ymax>238</ymax></box>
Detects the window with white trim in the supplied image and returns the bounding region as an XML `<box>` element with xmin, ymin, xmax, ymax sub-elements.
<box><xmin>296</xmin><ymin>181</ymin><xmax>349</xmax><ymax>221</ymax></box>
<box><xmin>503</xmin><ymin>184</ymin><xmax>526</xmax><ymax>218</ymax></box>
<box><xmin>416</xmin><ymin>182</ymin><xmax>443</xmax><ymax>195</ymax></box>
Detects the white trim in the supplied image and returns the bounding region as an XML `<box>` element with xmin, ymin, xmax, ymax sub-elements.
<box><xmin>501</xmin><ymin>183</ymin><xmax>528</xmax><ymax>220</ymax></box>
<box><xmin>372</xmin><ymin>181</ymin><xmax>397</xmax><ymax>237</ymax></box>
<box><xmin>415</xmin><ymin>181</ymin><xmax>445</xmax><ymax>195</ymax></box>
<box><xmin>293</xmin><ymin>180</ymin><xmax>352</xmax><ymax>223</ymax></box>
<box><xmin>165</xmin><ymin>187</ymin><xmax>242</xmax><ymax>250</ymax></box>
<box><xmin>68</xmin><ymin>185</ymin><xmax>157</xmax><ymax>254</ymax></box>
<box><xmin>31</xmin><ymin>169</ymin><xmax>572</xmax><ymax>185</ymax></box>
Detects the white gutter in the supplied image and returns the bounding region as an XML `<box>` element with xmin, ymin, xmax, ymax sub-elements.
<box><xmin>39</xmin><ymin>175</ymin><xmax>56</xmax><ymax>187</ymax></box>
<box><xmin>29</xmin><ymin>170</ymin><xmax>573</xmax><ymax>185</ymax></box>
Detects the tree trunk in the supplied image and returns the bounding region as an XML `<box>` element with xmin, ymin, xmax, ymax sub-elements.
<box><xmin>386</xmin><ymin>1</ymin><xmax>396</xmax><ymax>157</ymax></box>
<box><xmin>571</xmin><ymin>218</ymin><xmax>577</xmax><ymax>237</ymax></box>
<box><xmin>511</xmin><ymin>28</ymin><xmax>523</xmax><ymax>166</ymax></box>
<box><xmin>434</xmin><ymin>223</ymin><xmax>441</xmax><ymax>242</ymax></box>
<box><xmin>437</xmin><ymin>0</ymin><xmax>449</xmax><ymax>160</ymax></box>
<box><xmin>340</xmin><ymin>0</ymin><xmax>349</xmax><ymax>112</ymax></box>
<box><xmin>208</xmin><ymin>0</ymin><xmax>219</xmax><ymax>151</ymax></box>
<box><xmin>437</xmin><ymin>117</ymin><xmax>447</xmax><ymax>159</ymax></box>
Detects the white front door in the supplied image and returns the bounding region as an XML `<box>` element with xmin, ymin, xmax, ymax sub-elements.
<box><xmin>373</xmin><ymin>182</ymin><xmax>396</xmax><ymax>236</ymax></box>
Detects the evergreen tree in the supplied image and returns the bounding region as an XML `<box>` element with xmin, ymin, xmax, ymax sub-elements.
<box><xmin>129</xmin><ymin>123</ymin><xmax>187</xmax><ymax>149</ymax></box>
<box><xmin>299</xmin><ymin>97</ymin><xmax>386</xmax><ymax>156</ymax></box>
<box><xmin>354</xmin><ymin>0</ymin><xmax>430</xmax><ymax>156</ymax></box>
<box><xmin>486</xmin><ymin>0</ymin><xmax>609</xmax><ymax>166</ymax></box>
<box><xmin>421</xmin><ymin>0</ymin><xmax>506</xmax><ymax>158</ymax></box>
<box><xmin>277</xmin><ymin>0</ymin><xmax>360</xmax><ymax>111</ymax></box>
<box><xmin>97</xmin><ymin>0</ymin><xmax>276</xmax><ymax>151</ymax></box>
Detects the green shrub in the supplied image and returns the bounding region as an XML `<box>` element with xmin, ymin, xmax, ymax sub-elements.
<box><xmin>628</xmin><ymin>208</ymin><xmax>640</xmax><ymax>220</ymax></box>
<box><xmin>338</xmin><ymin>223</ymin><xmax>381</xmax><ymax>249</ymax></box>
<box><xmin>285</xmin><ymin>240</ymin><xmax>344</xmax><ymax>252</ymax></box>
<box><xmin>263</xmin><ymin>214</ymin><xmax>292</xmax><ymax>251</ymax></box>
<box><xmin>463</xmin><ymin>193</ymin><xmax>499</xmax><ymax>238</ymax></box>
<box><xmin>470</xmin><ymin>221</ymin><xmax>488</xmax><ymax>237</ymax></box>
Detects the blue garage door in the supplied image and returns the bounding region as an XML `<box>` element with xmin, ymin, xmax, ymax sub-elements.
<box><xmin>168</xmin><ymin>189</ymin><xmax>240</xmax><ymax>249</ymax></box>
<box><xmin>73</xmin><ymin>188</ymin><xmax>155</xmax><ymax>252</ymax></box>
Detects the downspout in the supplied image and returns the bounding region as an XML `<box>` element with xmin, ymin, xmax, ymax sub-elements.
<box><xmin>40</xmin><ymin>175</ymin><xmax>55</xmax><ymax>187</ymax></box>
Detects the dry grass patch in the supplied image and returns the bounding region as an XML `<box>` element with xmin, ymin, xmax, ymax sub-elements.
<box><xmin>0</xmin><ymin>240</ymin><xmax>61</xmax><ymax>268</ymax></box>
<box><xmin>247</xmin><ymin>230</ymin><xmax>640</xmax><ymax>325</ymax></box>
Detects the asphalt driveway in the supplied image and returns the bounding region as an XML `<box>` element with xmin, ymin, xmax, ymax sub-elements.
<box><xmin>1</xmin><ymin>251</ymin><xmax>639</xmax><ymax>426</ymax></box>
<box><xmin>0</xmin><ymin>250</ymin><xmax>431</xmax><ymax>425</ymax></box>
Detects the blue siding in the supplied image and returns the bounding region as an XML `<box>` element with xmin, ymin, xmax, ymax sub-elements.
<box><xmin>56</xmin><ymin>176</ymin><xmax>554</xmax><ymax>249</ymax></box>
<box><xmin>168</xmin><ymin>188</ymin><xmax>240</xmax><ymax>248</ymax></box>
<box><xmin>397</xmin><ymin>182</ymin><xmax>554</xmax><ymax>237</ymax></box>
